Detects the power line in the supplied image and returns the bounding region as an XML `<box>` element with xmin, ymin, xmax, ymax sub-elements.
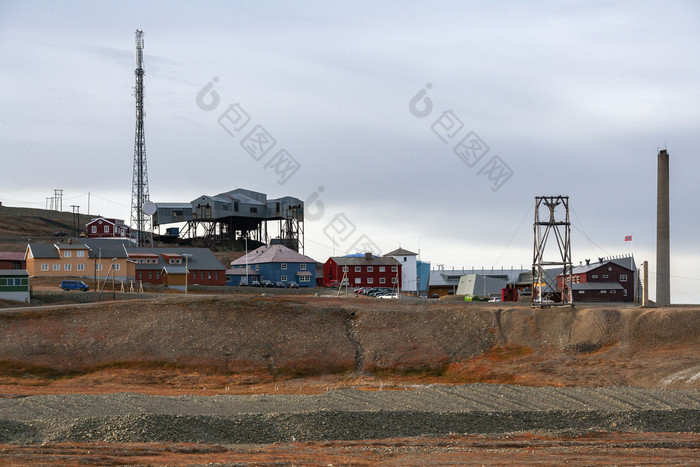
<box><xmin>491</xmin><ymin>199</ymin><xmax>533</xmax><ymax>269</ymax></box>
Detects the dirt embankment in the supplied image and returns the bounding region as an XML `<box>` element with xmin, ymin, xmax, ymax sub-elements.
<box><xmin>0</xmin><ymin>296</ymin><xmax>698</xmax><ymax>393</ymax></box>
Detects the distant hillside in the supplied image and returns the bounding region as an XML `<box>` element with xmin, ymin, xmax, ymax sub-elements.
<box><xmin>0</xmin><ymin>205</ymin><xmax>96</xmax><ymax>250</ymax></box>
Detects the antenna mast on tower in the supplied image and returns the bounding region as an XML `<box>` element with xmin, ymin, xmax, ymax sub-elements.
<box><xmin>130</xmin><ymin>29</ymin><xmax>152</xmax><ymax>247</ymax></box>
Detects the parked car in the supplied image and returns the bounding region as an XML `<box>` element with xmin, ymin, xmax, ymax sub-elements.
<box><xmin>59</xmin><ymin>280</ymin><xmax>89</xmax><ymax>291</ymax></box>
<box><xmin>262</xmin><ymin>280</ymin><xmax>274</xmax><ymax>288</ymax></box>
<box><xmin>325</xmin><ymin>280</ymin><xmax>340</xmax><ymax>288</ymax></box>
<box><xmin>378</xmin><ymin>293</ymin><xmax>399</xmax><ymax>299</ymax></box>
<box><xmin>488</xmin><ymin>297</ymin><xmax>502</xmax><ymax>303</ymax></box>
<box><xmin>287</xmin><ymin>281</ymin><xmax>299</xmax><ymax>289</ymax></box>
<box><xmin>251</xmin><ymin>280</ymin><xmax>261</xmax><ymax>287</ymax></box>
<box><xmin>274</xmin><ymin>281</ymin><xmax>285</xmax><ymax>288</ymax></box>
<box><xmin>52</xmin><ymin>230</ymin><xmax>67</xmax><ymax>237</ymax></box>
<box><xmin>239</xmin><ymin>279</ymin><xmax>248</xmax><ymax>287</ymax></box>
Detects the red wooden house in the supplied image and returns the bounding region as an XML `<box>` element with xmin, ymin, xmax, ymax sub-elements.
<box><xmin>557</xmin><ymin>257</ymin><xmax>635</xmax><ymax>302</ymax></box>
<box><xmin>86</xmin><ymin>217</ymin><xmax>131</xmax><ymax>238</ymax></box>
<box><xmin>324</xmin><ymin>253</ymin><xmax>401</xmax><ymax>288</ymax></box>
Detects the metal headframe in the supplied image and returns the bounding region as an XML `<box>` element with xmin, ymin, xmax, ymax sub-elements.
<box><xmin>532</xmin><ymin>195</ymin><xmax>574</xmax><ymax>307</ymax></box>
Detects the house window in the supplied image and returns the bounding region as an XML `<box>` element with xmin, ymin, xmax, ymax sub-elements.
<box><xmin>91</xmin><ymin>226</ymin><xmax>97</xmax><ymax>233</ymax></box>
<box><xmin>608</xmin><ymin>267</ymin><xmax>612</xmax><ymax>271</ymax></box>
<box><xmin>342</xmin><ymin>266</ymin><xmax>348</xmax><ymax>272</ymax></box>
<box><xmin>200</xmin><ymin>272</ymin><xmax>204</xmax><ymax>279</ymax></box>
<box><xmin>591</xmin><ymin>274</ymin><xmax>598</xmax><ymax>279</ymax></box>
<box><xmin>367</xmin><ymin>266</ymin><xmax>373</xmax><ymax>272</ymax></box>
<box><xmin>255</xmin><ymin>265</ymin><xmax>259</xmax><ymax>271</ymax></box>
<box><xmin>602</xmin><ymin>274</ymin><xmax>609</xmax><ymax>279</ymax></box>
<box><xmin>208</xmin><ymin>272</ymin><xmax>211</xmax><ymax>279</ymax></box>
<box><xmin>215</xmin><ymin>272</ymin><xmax>218</xmax><ymax>279</ymax></box>
<box><xmin>620</xmin><ymin>274</ymin><xmax>627</xmax><ymax>282</ymax></box>
<box><xmin>355</xmin><ymin>278</ymin><xmax>361</xmax><ymax>284</ymax></box>
<box><xmin>64</xmin><ymin>264</ymin><xmax>71</xmax><ymax>271</ymax></box>
<box><xmin>138</xmin><ymin>272</ymin><xmax>142</xmax><ymax>280</ymax></box>
<box><xmin>96</xmin><ymin>264</ymin><xmax>102</xmax><ymax>271</ymax></box>
<box><xmin>156</xmin><ymin>272</ymin><xmax>160</xmax><ymax>280</ymax></box>
<box><xmin>77</xmin><ymin>264</ymin><xmax>85</xmax><ymax>271</ymax></box>
<box><xmin>299</xmin><ymin>275</ymin><xmax>310</xmax><ymax>282</ymax></box>
<box><xmin>41</xmin><ymin>264</ymin><xmax>49</xmax><ymax>271</ymax></box>
<box><xmin>281</xmin><ymin>263</ymin><xmax>287</xmax><ymax>270</ymax></box>
<box><xmin>355</xmin><ymin>266</ymin><xmax>361</xmax><ymax>272</ymax></box>
<box><xmin>114</xmin><ymin>263</ymin><xmax>120</xmax><ymax>271</ymax></box>
<box><xmin>392</xmin><ymin>277</ymin><xmax>398</xmax><ymax>283</ymax></box>
<box><xmin>104</xmin><ymin>225</ymin><xmax>110</xmax><ymax>233</ymax></box>
<box><xmin>600</xmin><ymin>290</ymin><xmax>606</xmax><ymax>294</ymax></box>
<box><xmin>250</xmin><ymin>207</ymin><xmax>257</xmax><ymax>213</ymax></box>
<box><xmin>380</xmin><ymin>277</ymin><xmax>386</xmax><ymax>284</ymax></box>
<box><xmin>578</xmin><ymin>290</ymin><xmax>585</xmax><ymax>294</ymax></box>
<box><xmin>53</xmin><ymin>264</ymin><xmax>60</xmax><ymax>271</ymax></box>
<box><xmin>64</xmin><ymin>251</ymin><xmax>71</xmax><ymax>258</ymax></box>
<box><xmin>379</xmin><ymin>266</ymin><xmax>385</xmax><ymax>272</ymax></box>
<box><xmin>300</xmin><ymin>263</ymin><xmax>306</xmax><ymax>270</ymax></box>
<box><xmin>391</xmin><ymin>266</ymin><xmax>398</xmax><ymax>272</ymax></box>
<box><xmin>140</xmin><ymin>259</ymin><xmax>146</xmax><ymax>264</ymax></box>
<box><xmin>623</xmin><ymin>289</ymin><xmax>628</xmax><ymax>296</ymax></box>
<box><xmin>611</xmin><ymin>290</ymin><xmax>616</xmax><ymax>294</ymax></box>
<box><xmin>403</xmin><ymin>257</ymin><xmax>407</xmax><ymax>262</ymax></box>
<box><xmin>367</xmin><ymin>278</ymin><xmax>374</xmax><ymax>284</ymax></box>
<box><xmin>148</xmin><ymin>272</ymin><xmax>152</xmax><ymax>279</ymax></box>
<box><xmin>282</xmin><ymin>275</ymin><xmax>287</xmax><ymax>281</ymax></box>
<box><xmin>77</xmin><ymin>251</ymin><xmax>84</xmax><ymax>258</ymax></box>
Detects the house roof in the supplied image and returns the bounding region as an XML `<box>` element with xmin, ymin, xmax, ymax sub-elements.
<box><xmin>162</xmin><ymin>266</ymin><xmax>188</xmax><ymax>274</ymax></box>
<box><xmin>128</xmin><ymin>247</ymin><xmax>226</xmax><ymax>271</ymax></box>
<box><xmin>231</xmin><ymin>244</ymin><xmax>316</xmax><ymax>266</ymax></box>
<box><xmin>225</xmin><ymin>267</ymin><xmax>258</xmax><ymax>276</ymax></box>
<box><xmin>0</xmin><ymin>252</ymin><xmax>25</xmax><ymax>261</ymax></box>
<box><xmin>26</xmin><ymin>244</ymin><xmax>60</xmax><ymax>259</ymax></box>
<box><xmin>572</xmin><ymin>258</ymin><xmax>635</xmax><ymax>275</ymax></box>
<box><xmin>572</xmin><ymin>282</ymin><xmax>625</xmax><ymax>291</ymax></box>
<box><xmin>79</xmin><ymin>238</ymin><xmax>133</xmax><ymax>258</ymax></box>
<box><xmin>54</xmin><ymin>242</ymin><xmax>90</xmax><ymax>250</ymax></box>
<box><xmin>0</xmin><ymin>269</ymin><xmax>28</xmax><ymax>277</ymax></box>
<box><xmin>384</xmin><ymin>247</ymin><xmax>418</xmax><ymax>257</ymax></box>
<box><xmin>329</xmin><ymin>256</ymin><xmax>400</xmax><ymax>267</ymax></box>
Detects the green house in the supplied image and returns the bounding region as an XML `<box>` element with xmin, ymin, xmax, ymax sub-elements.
<box><xmin>0</xmin><ymin>270</ymin><xmax>30</xmax><ymax>303</ymax></box>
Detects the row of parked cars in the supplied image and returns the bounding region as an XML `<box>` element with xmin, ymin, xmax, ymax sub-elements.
<box><xmin>354</xmin><ymin>287</ymin><xmax>399</xmax><ymax>299</ymax></box>
<box><xmin>239</xmin><ymin>279</ymin><xmax>299</xmax><ymax>288</ymax></box>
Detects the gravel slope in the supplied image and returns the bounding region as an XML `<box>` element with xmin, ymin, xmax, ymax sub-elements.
<box><xmin>1</xmin><ymin>384</ymin><xmax>699</xmax><ymax>444</ymax></box>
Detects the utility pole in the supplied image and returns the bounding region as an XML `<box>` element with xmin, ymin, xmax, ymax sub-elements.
<box><xmin>130</xmin><ymin>29</ymin><xmax>152</xmax><ymax>247</ymax></box>
<box><xmin>70</xmin><ymin>205</ymin><xmax>80</xmax><ymax>237</ymax></box>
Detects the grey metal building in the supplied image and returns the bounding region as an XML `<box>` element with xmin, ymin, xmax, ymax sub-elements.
<box><xmin>153</xmin><ymin>188</ymin><xmax>304</xmax><ymax>252</ymax></box>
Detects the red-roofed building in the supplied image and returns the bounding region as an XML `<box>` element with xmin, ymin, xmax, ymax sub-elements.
<box><xmin>0</xmin><ymin>252</ymin><xmax>25</xmax><ymax>270</ymax></box>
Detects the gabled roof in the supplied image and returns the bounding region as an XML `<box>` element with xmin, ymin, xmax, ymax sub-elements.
<box><xmin>0</xmin><ymin>252</ymin><xmax>25</xmax><ymax>261</ymax></box>
<box><xmin>79</xmin><ymin>238</ymin><xmax>133</xmax><ymax>259</ymax></box>
<box><xmin>55</xmin><ymin>242</ymin><xmax>90</xmax><ymax>250</ymax></box>
<box><xmin>571</xmin><ymin>258</ymin><xmax>635</xmax><ymax>275</ymax></box>
<box><xmin>127</xmin><ymin>247</ymin><xmax>226</xmax><ymax>271</ymax></box>
<box><xmin>231</xmin><ymin>244</ymin><xmax>316</xmax><ymax>266</ymax></box>
<box><xmin>26</xmin><ymin>244</ymin><xmax>60</xmax><ymax>259</ymax></box>
<box><xmin>384</xmin><ymin>247</ymin><xmax>418</xmax><ymax>257</ymax></box>
<box><xmin>328</xmin><ymin>256</ymin><xmax>400</xmax><ymax>267</ymax></box>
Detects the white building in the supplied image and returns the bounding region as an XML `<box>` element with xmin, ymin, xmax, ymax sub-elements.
<box><xmin>384</xmin><ymin>247</ymin><xmax>418</xmax><ymax>292</ymax></box>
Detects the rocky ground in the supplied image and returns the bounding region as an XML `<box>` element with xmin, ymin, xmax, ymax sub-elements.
<box><xmin>0</xmin><ymin>292</ymin><xmax>698</xmax><ymax>464</ymax></box>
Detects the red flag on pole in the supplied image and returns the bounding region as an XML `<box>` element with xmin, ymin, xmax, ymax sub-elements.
<box><xmin>624</xmin><ymin>235</ymin><xmax>632</xmax><ymax>241</ymax></box>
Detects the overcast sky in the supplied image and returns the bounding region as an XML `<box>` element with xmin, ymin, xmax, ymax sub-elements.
<box><xmin>1</xmin><ymin>1</ymin><xmax>699</xmax><ymax>301</ymax></box>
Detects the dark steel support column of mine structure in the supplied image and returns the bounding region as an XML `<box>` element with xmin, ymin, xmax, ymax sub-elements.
<box><xmin>656</xmin><ymin>149</ymin><xmax>670</xmax><ymax>306</ymax></box>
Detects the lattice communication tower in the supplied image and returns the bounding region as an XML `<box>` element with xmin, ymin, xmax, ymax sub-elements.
<box><xmin>130</xmin><ymin>29</ymin><xmax>152</xmax><ymax>247</ymax></box>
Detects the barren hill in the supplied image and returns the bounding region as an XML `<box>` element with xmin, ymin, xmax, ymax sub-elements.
<box><xmin>0</xmin><ymin>295</ymin><xmax>698</xmax><ymax>394</ymax></box>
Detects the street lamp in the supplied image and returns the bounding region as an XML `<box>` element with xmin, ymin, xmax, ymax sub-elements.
<box><xmin>183</xmin><ymin>254</ymin><xmax>192</xmax><ymax>294</ymax></box>
<box><xmin>244</xmin><ymin>236</ymin><xmax>248</xmax><ymax>285</ymax></box>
